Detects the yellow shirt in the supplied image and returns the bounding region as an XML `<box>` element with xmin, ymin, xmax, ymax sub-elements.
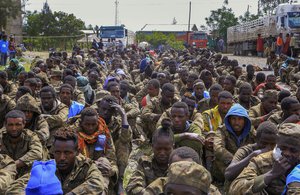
<box><xmin>202</xmin><ymin>106</ymin><xmax>223</xmax><ymax>133</ymax></box>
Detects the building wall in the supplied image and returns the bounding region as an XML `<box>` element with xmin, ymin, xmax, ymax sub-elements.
<box><xmin>5</xmin><ymin>0</ymin><xmax>22</xmax><ymax>43</ymax></box>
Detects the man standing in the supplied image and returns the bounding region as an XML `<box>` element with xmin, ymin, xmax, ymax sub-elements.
<box><xmin>0</xmin><ymin>35</ymin><xmax>8</xmax><ymax>66</ymax></box>
<box><xmin>276</xmin><ymin>33</ymin><xmax>284</xmax><ymax>55</ymax></box>
<box><xmin>257</xmin><ymin>34</ymin><xmax>264</xmax><ymax>57</ymax></box>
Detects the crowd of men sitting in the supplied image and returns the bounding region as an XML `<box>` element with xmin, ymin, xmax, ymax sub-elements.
<box><xmin>0</xmin><ymin>43</ymin><xmax>300</xmax><ymax>195</ymax></box>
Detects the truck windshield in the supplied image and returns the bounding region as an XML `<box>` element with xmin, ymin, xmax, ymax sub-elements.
<box><xmin>288</xmin><ymin>12</ymin><xmax>300</xmax><ymax>28</ymax></box>
<box><xmin>192</xmin><ymin>33</ymin><xmax>207</xmax><ymax>40</ymax></box>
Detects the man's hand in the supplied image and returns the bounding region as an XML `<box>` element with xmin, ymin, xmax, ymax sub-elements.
<box><xmin>95</xmin><ymin>157</ymin><xmax>113</xmax><ymax>177</ymax></box>
<box><xmin>15</xmin><ymin>160</ymin><xmax>26</xmax><ymax>169</ymax></box>
<box><xmin>264</xmin><ymin>109</ymin><xmax>277</xmax><ymax>121</ymax></box>
<box><xmin>204</xmin><ymin>137</ymin><xmax>214</xmax><ymax>150</ymax></box>
<box><xmin>185</xmin><ymin>133</ymin><xmax>205</xmax><ymax>145</ymax></box>
<box><xmin>110</xmin><ymin>102</ymin><xmax>126</xmax><ymax>117</ymax></box>
<box><xmin>251</xmin><ymin>147</ymin><xmax>270</xmax><ymax>158</ymax></box>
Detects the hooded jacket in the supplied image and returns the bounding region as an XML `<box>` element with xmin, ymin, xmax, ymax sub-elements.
<box><xmin>224</xmin><ymin>104</ymin><xmax>252</xmax><ymax>147</ymax></box>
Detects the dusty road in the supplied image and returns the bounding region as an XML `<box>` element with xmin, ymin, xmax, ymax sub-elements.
<box><xmin>225</xmin><ymin>54</ymin><xmax>267</xmax><ymax>69</ymax></box>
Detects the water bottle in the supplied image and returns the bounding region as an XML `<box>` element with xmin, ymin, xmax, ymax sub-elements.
<box><xmin>95</xmin><ymin>135</ymin><xmax>106</xmax><ymax>152</ymax></box>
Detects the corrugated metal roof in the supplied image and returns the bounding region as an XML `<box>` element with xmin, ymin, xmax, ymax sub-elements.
<box><xmin>140</xmin><ymin>24</ymin><xmax>197</xmax><ymax>32</ymax></box>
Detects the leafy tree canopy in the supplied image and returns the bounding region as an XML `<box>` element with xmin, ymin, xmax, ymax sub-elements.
<box><xmin>0</xmin><ymin>0</ymin><xmax>20</xmax><ymax>30</ymax></box>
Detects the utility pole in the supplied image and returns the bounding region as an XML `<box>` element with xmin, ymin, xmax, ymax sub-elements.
<box><xmin>187</xmin><ymin>1</ymin><xmax>191</xmax><ymax>44</ymax></box>
<box><xmin>115</xmin><ymin>0</ymin><xmax>119</xmax><ymax>26</ymax></box>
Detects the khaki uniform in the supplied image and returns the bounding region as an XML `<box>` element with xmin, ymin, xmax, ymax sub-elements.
<box><xmin>0</xmin><ymin>154</ymin><xmax>17</xmax><ymax>193</ymax></box>
<box><xmin>0</xmin><ymin>128</ymin><xmax>43</xmax><ymax>178</ymax></box>
<box><xmin>249</xmin><ymin>103</ymin><xmax>280</xmax><ymax>128</ymax></box>
<box><xmin>108</xmin><ymin>116</ymin><xmax>132</xmax><ymax>177</ymax></box>
<box><xmin>269</xmin><ymin>111</ymin><xmax>284</xmax><ymax>125</ymax></box>
<box><xmin>156</xmin><ymin>108</ymin><xmax>204</xmax><ymax>131</ymax></box>
<box><xmin>3</xmin><ymin>81</ymin><xmax>17</xmax><ymax>99</ymax></box>
<box><xmin>5</xmin><ymin>154</ymin><xmax>105</xmax><ymax>195</ymax></box>
<box><xmin>213</xmin><ymin>125</ymin><xmax>256</xmax><ymax>181</ymax></box>
<box><xmin>16</xmin><ymin>94</ymin><xmax>50</xmax><ymax>145</ymax></box>
<box><xmin>144</xmin><ymin>177</ymin><xmax>221</xmax><ymax>195</ymax></box>
<box><xmin>126</xmin><ymin>155</ymin><xmax>167</xmax><ymax>195</ymax></box>
<box><xmin>197</xmin><ymin>98</ymin><xmax>215</xmax><ymax>113</ymax></box>
<box><xmin>73</xmin><ymin>89</ymin><xmax>86</xmax><ymax>105</ymax></box>
<box><xmin>234</xmin><ymin>95</ymin><xmax>261</xmax><ymax>110</ymax></box>
<box><xmin>236</xmin><ymin>74</ymin><xmax>256</xmax><ymax>89</ymax></box>
<box><xmin>40</xmin><ymin>100</ymin><xmax>68</xmax><ymax>147</ymax></box>
<box><xmin>0</xmin><ymin>94</ymin><xmax>15</xmax><ymax>128</ymax></box>
<box><xmin>141</xmin><ymin>97</ymin><xmax>175</xmax><ymax>139</ymax></box>
<box><xmin>229</xmin><ymin>151</ymin><xmax>285</xmax><ymax>195</ymax></box>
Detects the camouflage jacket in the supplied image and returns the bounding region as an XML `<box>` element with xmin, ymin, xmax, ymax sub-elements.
<box><xmin>229</xmin><ymin>151</ymin><xmax>286</xmax><ymax>195</ymax></box>
<box><xmin>5</xmin><ymin>155</ymin><xmax>105</xmax><ymax>195</ymax></box>
<box><xmin>40</xmin><ymin>100</ymin><xmax>68</xmax><ymax>146</ymax></box>
<box><xmin>156</xmin><ymin>108</ymin><xmax>204</xmax><ymax>131</ymax></box>
<box><xmin>0</xmin><ymin>154</ymin><xmax>17</xmax><ymax>193</ymax></box>
<box><xmin>0</xmin><ymin>128</ymin><xmax>43</xmax><ymax>178</ymax></box>
<box><xmin>0</xmin><ymin>94</ymin><xmax>15</xmax><ymax>128</ymax></box>
<box><xmin>126</xmin><ymin>155</ymin><xmax>168</xmax><ymax>195</ymax></box>
<box><xmin>234</xmin><ymin>95</ymin><xmax>261</xmax><ymax>110</ymax></box>
<box><xmin>56</xmin><ymin>154</ymin><xmax>105</xmax><ymax>194</ymax></box>
<box><xmin>74</xmin><ymin>89</ymin><xmax>86</xmax><ymax>105</ymax></box>
<box><xmin>249</xmin><ymin>103</ymin><xmax>280</xmax><ymax>128</ymax></box>
<box><xmin>3</xmin><ymin>81</ymin><xmax>17</xmax><ymax>99</ymax></box>
<box><xmin>269</xmin><ymin>111</ymin><xmax>284</xmax><ymax>125</ymax></box>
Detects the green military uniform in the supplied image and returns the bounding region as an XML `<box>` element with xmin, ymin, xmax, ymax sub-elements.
<box><xmin>5</xmin><ymin>154</ymin><xmax>105</xmax><ymax>195</ymax></box>
<box><xmin>234</xmin><ymin>95</ymin><xmax>261</xmax><ymax>110</ymax></box>
<box><xmin>156</xmin><ymin>107</ymin><xmax>204</xmax><ymax>131</ymax></box>
<box><xmin>40</xmin><ymin>100</ymin><xmax>68</xmax><ymax>147</ymax></box>
<box><xmin>0</xmin><ymin>94</ymin><xmax>15</xmax><ymax>128</ymax></box>
<box><xmin>73</xmin><ymin>89</ymin><xmax>86</xmax><ymax>105</ymax></box>
<box><xmin>197</xmin><ymin>98</ymin><xmax>215</xmax><ymax>113</ymax></box>
<box><xmin>232</xmin><ymin>143</ymin><xmax>258</xmax><ymax>162</ymax></box>
<box><xmin>236</xmin><ymin>73</ymin><xmax>256</xmax><ymax>89</ymax></box>
<box><xmin>141</xmin><ymin>97</ymin><xmax>175</xmax><ymax>139</ymax></box>
<box><xmin>0</xmin><ymin>154</ymin><xmax>17</xmax><ymax>193</ymax></box>
<box><xmin>126</xmin><ymin>155</ymin><xmax>168</xmax><ymax>194</ymax></box>
<box><xmin>268</xmin><ymin>110</ymin><xmax>284</xmax><ymax>125</ymax></box>
<box><xmin>229</xmin><ymin>123</ymin><xmax>300</xmax><ymax>195</ymax></box>
<box><xmin>108</xmin><ymin>116</ymin><xmax>132</xmax><ymax>178</ymax></box>
<box><xmin>16</xmin><ymin>94</ymin><xmax>50</xmax><ymax>145</ymax></box>
<box><xmin>213</xmin><ymin>125</ymin><xmax>256</xmax><ymax>181</ymax></box>
<box><xmin>0</xmin><ymin>128</ymin><xmax>43</xmax><ymax>178</ymax></box>
<box><xmin>3</xmin><ymin>81</ymin><xmax>17</xmax><ymax>99</ymax></box>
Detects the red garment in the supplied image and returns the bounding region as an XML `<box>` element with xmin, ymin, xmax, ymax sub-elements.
<box><xmin>257</xmin><ymin>37</ymin><xmax>264</xmax><ymax>52</ymax></box>
<box><xmin>141</xmin><ymin>96</ymin><xmax>147</xmax><ymax>107</ymax></box>
<box><xmin>253</xmin><ymin>82</ymin><xmax>282</xmax><ymax>96</ymax></box>
<box><xmin>283</xmin><ymin>37</ymin><xmax>291</xmax><ymax>54</ymax></box>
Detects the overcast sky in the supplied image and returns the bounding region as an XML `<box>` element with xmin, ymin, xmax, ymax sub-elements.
<box><xmin>26</xmin><ymin>0</ymin><xmax>258</xmax><ymax>31</ymax></box>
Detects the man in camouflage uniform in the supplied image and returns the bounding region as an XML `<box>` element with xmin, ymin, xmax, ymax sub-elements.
<box><xmin>40</xmin><ymin>86</ymin><xmax>68</xmax><ymax>147</ymax></box>
<box><xmin>234</xmin><ymin>83</ymin><xmax>260</xmax><ymax>110</ymax></box>
<box><xmin>229</xmin><ymin>123</ymin><xmax>300</xmax><ymax>195</ymax></box>
<box><xmin>249</xmin><ymin>90</ymin><xmax>279</xmax><ymax>128</ymax></box>
<box><xmin>0</xmin><ymin>84</ymin><xmax>15</xmax><ymax>128</ymax></box>
<box><xmin>197</xmin><ymin>83</ymin><xmax>223</xmax><ymax>113</ymax></box>
<box><xmin>49</xmin><ymin>69</ymin><xmax>63</xmax><ymax>92</ymax></box>
<box><xmin>213</xmin><ymin>104</ymin><xmax>255</xmax><ymax>182</ymax></box>
<box><xmin>0</xmin><ymin>154</ymin><xmax>17</xmax><ymax>193</ymax></box>
<box><xmin>236</xmin><ymin>64</ymin><xmax>256</xmax><ymax>90</ymax></box>
<box><xmin>5</xmin><ymin>127</ymin><xmax>105</xmax><ymax>195</ymax></box>
<box><xmin>0</xmin><ymin>110</ymin><xmax>43</xmax><ymax>178</ymax></box>
<box><xmin>97</xmin><ymin>95</ymin><xmax>132</xmax><ymax>194</ymax></box>
<box><xmin>141</xmin><ymin>83</ymin><xmax>177</xmax><ymax>139</ymax></box>
<box><xmin>63</xmin><ymin>75</ymin><xmax>86</xmax><ymax>105</ymax></box>
<box><xmin>0</xmin><ymin>70</ymin><xmax>17</xmax><ymax>99</ymax></box>
<box><xmin>269</xmin><ymin>97</ymin><xmax>300</xmax><ymax>125</ymax></box>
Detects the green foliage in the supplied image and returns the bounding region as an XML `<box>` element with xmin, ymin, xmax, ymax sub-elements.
<box><xmin>205</xmin><ymin>6</ymin><xmax>238</xmax><ymax>42</ymax></box>
<box><xmin>136</xmin><ymin>32</ymin><xmax>185</xmax><ymax>50</ymax></box>
<box><xmin>0</xmin><ymin>0</ymin><xmax>20</xmax><ymax>30</ymax></box>
<box><xmin>239</xmin><ymin>11</ymin><xmax>259</xmax><ymax>23</ymax></box>
<box><xmin>259</xmin><ymin>0</ymin><xmax>288</xmax><ymax>15</ymax></box>
<box><xmin>25</xmin><ymin>11</ymin><xmax>85</xmax><ymax>36</ymax></box>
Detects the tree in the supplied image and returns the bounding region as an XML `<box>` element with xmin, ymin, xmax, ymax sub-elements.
<box><xmin>205</xmin><ymin>6</ymin><xmax>238</xmax><ymax>42</ymax></box>
<box><xmin>259</xmin><ymin>0</ymin><xmax>288</xmax><ymax>15</ymax></box>
<box><xmin>239</xmin><ymin>11</ymin><xmax>259</xmax><ymax>23</ymax></box>
<box><xmin>0</xmin><ymin>0</ymin><xmax>20</xmax><ymax>30</ymax></box>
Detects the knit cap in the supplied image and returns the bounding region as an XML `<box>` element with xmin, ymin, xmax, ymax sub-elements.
<box><xmin>25</xmin><ymin>160</ymin><xmax>63</xmax><ymax>195</ymax></box>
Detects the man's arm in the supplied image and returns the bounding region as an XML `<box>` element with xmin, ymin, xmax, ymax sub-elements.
<box><xmin>46</xmin><ymin>104</ymin><xmax>68</xmax><ymax>130</ymax></box>
<box><xmin>125</xmin><ymin>162</ymin><xmax>147</xmax><ymax>195</ymax></box>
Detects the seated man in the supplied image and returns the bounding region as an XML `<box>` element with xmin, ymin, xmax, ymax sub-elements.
<box><xmin>269</xmin><ymin>97</ymin><xmax>300</xmax><ymax>125</ymax></box>
<box><xmin>253</xmin><ymin>74</ymin><xmax>281</xmax><ymax>98</ymax></box>
<box><xmin>40</xmin><ymin>86</ymin><xmax>68</xmax><ymax>147</ymax></box>
<box><xmin>225</xmin><ymin>121</ymin><xmax>278</xmax><ymax>190</ymax></box>
<box><xmin>213</xmin><ymin>103</ymin><xmax>255</xmax><ymax>182</ymax></box>
<box><xmin>77</xmin><ymin>107</ymin><xmax>118</xmax><ymax>193</ymax></box>
<box><xmin>197</xmin><ymin>83</ymin><xmax>223</xmax><ymax>113</ymax></box>
<box><xmin>126</xmin><ymin>126</ymin><xmax>174</xmax><ymax>195</ymax></box>
<box><xmin>0</xmin><ymin>154</ymin><xmax>17</xmax><ymax>193</ymax></box>
<box><xmin>229</xmin><ymin>123</ymin><xmax>300</xmax><ymax>195</ymax></box>
<box><xmin>63</xmin><ymin>75</ymin><xmax>86</xmax><ymax>105</ymax></box>
<box><xmin>141</xmin><ymin>83</ymin><xmax>176</xmax><ymax>139</ymax></box>
<box><xmin>59</xmin><ymin>84</ymin><xmax>84</xmax><ymax>119</ymax></box>
<box><xmin>249</xmin><ymin>90</ymin><xmax>279</xmax><ymax>128</ymax></box>
<box><xmin>0</xmin><ymin>84</ymin><xmax>15</xmax><ymax>128</ymax></box>
<box><xmin>5</xmin><ymin>127</ymin><xmax>105</xmax><ymax>194</ymax></box>
<box><xmin>234</xmin><ymin>83</ymin><xmax>260</xmax><ymax>110</ymax></box>
<box><xmin>0</xmin><ymin>70</ymin><xmax>17</xmax><ymax>99</ymax></box>
<box><xmin>0</xmin><ymin>110</ymin><xmax>42</xmax><ymax>178</ymax></box>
